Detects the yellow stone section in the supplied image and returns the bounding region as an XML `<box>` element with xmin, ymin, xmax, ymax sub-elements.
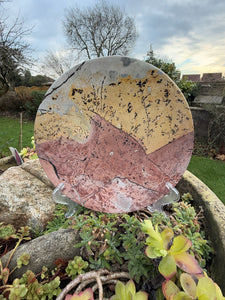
<box><xmin>68</xmin><ymin>71</ymin><xmax>193</xmax><ymax>154</ymax></box>
<box><xmin>35</xmin><ymin>105</ymin><xmax>91</xmax><ymax>144</ymax></box>
<box><xmin>35</xmin><ymin>70</ymin><xmax>193</xmax><ymax>154</ymax></box>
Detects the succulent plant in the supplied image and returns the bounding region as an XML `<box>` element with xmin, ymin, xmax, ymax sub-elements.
<box><xmin>65</xmin><ymin>288</ymin><xmax>94</xmax><ymax>300</ymax></box>
<box><xmin>142</xmin><ymin>220</ymin><xmax>202</xmax><ymax>279</ymax></box>
<box><xmin>65</xmin><ymin>256</ymin><xmax>89</xmax><ymax>279</ymax></box>
<box><xmin>110</xmin><ymin>280</ymin><xmax>148</xmax><ymax>300</ymax></box>
<box><xmin>162</xmin><ymin>273</ymin><xmax>225</xmax><ymax>300</ymax></box>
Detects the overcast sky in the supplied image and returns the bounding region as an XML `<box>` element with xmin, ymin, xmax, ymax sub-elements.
<box><xmin>2</xmin><ymin>0</ymin><xmax>225</xmax><ymax>76</ymax></box>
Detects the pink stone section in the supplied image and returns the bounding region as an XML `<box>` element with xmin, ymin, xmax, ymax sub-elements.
<box><xmin>36</xmin><ymin>114</ymin><xmax>194</xmax><ymax>213</ymax></box>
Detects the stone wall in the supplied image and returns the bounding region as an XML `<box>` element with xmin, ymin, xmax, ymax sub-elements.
<box><xmin>198</xmin><ymin>81</ymin><xmax>225</xmax><ymax>96</ymax></box>
<box><xmin>182</xmin><ymin>72</ymin><xmax>225</xmax><ymax>105</ymax></box>
<box><xmin>194</xmin><ymin>82</ymin><xmax>225</xmax><ymax>105</ymax></box>
<box><xmin>190</xmin><ymin>107</ymin><xmax>213</xmax><ymax>142</ymax></box>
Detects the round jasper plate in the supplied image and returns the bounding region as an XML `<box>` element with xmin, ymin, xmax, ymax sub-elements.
<box><xmin>34</xmin><ymin>56</ymin><xmax>194</xmax><ymax>213</ymax></box>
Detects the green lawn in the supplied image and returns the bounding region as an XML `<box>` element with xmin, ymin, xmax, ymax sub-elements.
<box><xmin>0</xmin><ymin>116</ymin><xmax>34</xmax><ymax>157</ymax></box>
<box><xmin>188</xmin><ymin>156</ymin><xmax>225</xmax><ymax>205</ymax></box>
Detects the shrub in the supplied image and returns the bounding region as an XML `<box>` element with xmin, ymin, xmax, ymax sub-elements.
<box><xmin>15</xmin><ymin>87</ymin><xmax>46</xmax><ymax>119</ymax></box>
<box><xmin>0</xmin><ymin>90</ymin><xmax>25</xmax><ymax>112</ymax></box>
<box><xmin>0</xmin><ymin>86</ymin><xmax>47</xmax><ymax>117</ymax></box>
<box><xmin>177</xmin><ymin>79</ymin><xmax>198</xmax><ymax>105</ymax></box>
<box><xmin>24</xmin><ymin>90</ymin><xmax>46</xmax><ymax>119</ymax></box>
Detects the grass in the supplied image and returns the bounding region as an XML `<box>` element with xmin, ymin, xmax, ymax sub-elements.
<box><xmin>0</xmin><ymin>116</ymin><xmax>224</xmax><ymax>204</ymax></box>
<box><xmin>188</xmin><ymin>156</ymin><xmax>225</xmax><ymax>205</ymax></box>
<box><xmin>0</xmin><ymin>116</ymin><xmax>34</xmax><ymax>157</ymax></box>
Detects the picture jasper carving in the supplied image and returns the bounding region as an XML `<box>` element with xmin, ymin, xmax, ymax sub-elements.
<box><xmin>34</xmin><ymin>56</ymin><xmax>194</xmax><ymax>213</ymax></box>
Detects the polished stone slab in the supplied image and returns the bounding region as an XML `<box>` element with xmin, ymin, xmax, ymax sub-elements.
<box><xmin>34</xmin><ymin>56</ymin><xmax>194</xmax><ymax>213</ymax></box>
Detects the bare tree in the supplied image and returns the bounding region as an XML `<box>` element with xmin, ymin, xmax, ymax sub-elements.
<box><xmin>42</xmin><ymin>49</ymin><xmax>78</xmax><ymax>78</ymax></box>
<box><xmin>63</xmin><ymin>1</ymin><xmax>137</xmax><ymax>60</ymax></box>
<box><xmin>0</xmin><ymin>15</ymin><xmax>32</xmax><ymax>93</ymax></box>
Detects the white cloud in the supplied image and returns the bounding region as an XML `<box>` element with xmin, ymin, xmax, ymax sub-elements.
<box><xmin>158</xmin><ymin>28</ymin><xmax>225</xmax><ymax>75</ymax></box>
<box><xmin>2</xmin><ymin>0</ymin><xmax>225</xmax><ymax>76</ymax></box>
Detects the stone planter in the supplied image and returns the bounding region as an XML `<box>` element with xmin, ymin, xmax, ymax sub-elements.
<box><xmin>177</xmin><ymin>170</ymin><xmax>225</xmax><ymax>294</ymax></box>
<box><xmin>1</xmin><ymin>157</ymin><xmax>224</xmax><ymax>294</ymax></box>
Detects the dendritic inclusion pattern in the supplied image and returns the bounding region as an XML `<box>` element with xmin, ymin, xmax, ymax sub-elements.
<box><xmin>34</xmin><ymin>56</ymin><xmax>194</xmax><ymax>213</ymax></box>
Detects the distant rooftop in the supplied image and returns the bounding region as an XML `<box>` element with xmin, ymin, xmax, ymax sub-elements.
<box><xmin>182</xmin><ymin>72</ymin><xmax>225</xmax><ymax>82</ymax></box>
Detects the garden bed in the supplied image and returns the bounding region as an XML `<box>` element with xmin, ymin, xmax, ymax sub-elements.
<box><xmin>0</xmin><ymin>150</ymin><xmax>225</xmax><ymax>299</ymax></box>
<box><xmin>1</xmin><ymin>175</ymin><xmax>223</xmax><ymax>299</ymax></box>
